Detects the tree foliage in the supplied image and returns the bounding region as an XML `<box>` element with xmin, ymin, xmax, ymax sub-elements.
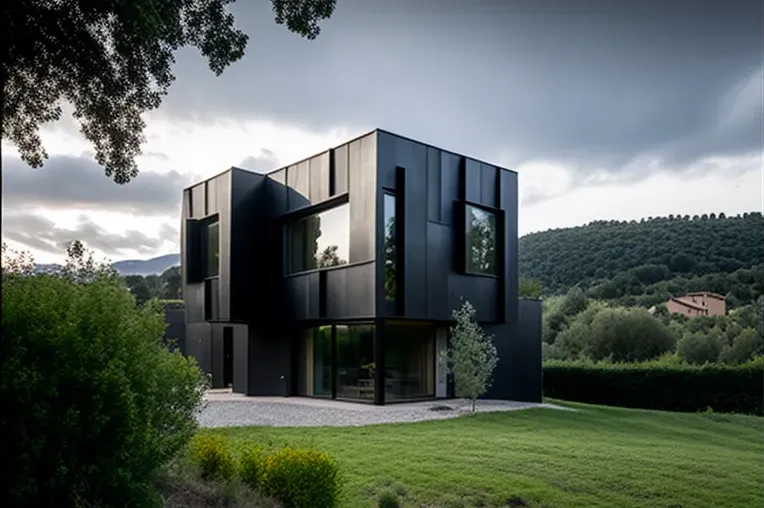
<box><xmin>520</xmin><ymin>213</ymin><xmax>764</xmax><ymax>298</ymax></box>
<box><xmin>3</xmin><ymin>0</ymin><xmax>337</xmax><ymax>184</ymax></box>
<box><xmin>0</xmin><ymin>242</ymin><xmax>207</xmax><ymax>507</ymax></box>
<box><xmin>442</xmin><ymin>300</ymin><xmax>498</xmax><ymax>412</ymax></box>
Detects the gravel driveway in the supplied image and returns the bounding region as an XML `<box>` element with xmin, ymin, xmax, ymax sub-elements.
<box><xmin>198</xmin><ymin>391</ymin><xmax>566</xmax><ymax>428</ymax></box>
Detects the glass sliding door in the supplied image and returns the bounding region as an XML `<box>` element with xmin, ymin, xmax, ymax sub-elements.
<box><xmin>335</xmin><ymin>324</ymin><xmax>375</xmax><ymax>401</ymax></box>
<box><xmin>384</xmin><ymin>321</ymin><xmax>435</xmax><ymax>401</ymax></box>
<box><xmin>296</xmin><ymin>326</ymin><xmax>332</xmax><ymax>397</ymax></box>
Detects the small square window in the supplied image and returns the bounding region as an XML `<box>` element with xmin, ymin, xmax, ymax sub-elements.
<box><xmin>465</xmin><ymin>205</ymin><xmax>497</xmax><ymax>276</ymax></box>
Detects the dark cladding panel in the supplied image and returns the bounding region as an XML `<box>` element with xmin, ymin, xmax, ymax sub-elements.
<box><xmin>207</xmin><ymin>176</ymin><xmax>219</xmax><ymax>215</ymax></box>
<box><xmin>216</xmin><ymin>171</ymin><xmax>231</xmax><ymax>321</ymax></box>
<box><xmin>440</xmin><ymin>152</ymin><xmax>461</xmax><ymax>225</ymax></box>
<box><xmin>185</xmin><ymin>283</ymin><xmax>205</xmax><ymax>322</ymax></box>
<box><xmin>247</xmin><ymin>325</ymin><xmax>293</xmax><ymax>396</ymax></box>
<box><xmin>309</xmin><ymin>151</ymin><xmax>330</xmax><ymax>203</ymax></box>
<box><xmin>484</xmin><ymin>300</ymin><xmax>542</xmax><ymax>402</ymax></box>
<box><xmin>398</xmin><ymin>140</ymin><xmax>428</xmax><ymax>318</ymax></box>
<box><xmin>284</xmin><ymin>273</ymin><xmax>319</xmax><ymax>321</ymax></box>
<box><xmin>268</xmin><ymin>168</ymin><xmax>288</xmax><ymax>216</ymax></box>
<box><xmin>348</xmin><ymin>135</ymin><xmax>376</xmax><ymax>264</ymax></box>
<box><xmin>191</xmin><ymin>183</ymin><xmax>206</xmax><ymax>218</ymax></box>
<box><xmin>480</xmin><ymin>163</ymin><xmax>498</xmax><ymax>208</ymax></box>
<box><xmin>345</xmin><ymin>262</ymin><xmax>376</xmax><ymax>318</ymax></box>
<box><xmin>232</xmin><ymin>324</ymin><xmax>249</xmax><ymax>394</ymax></box>
<box><xmin>376</xmin><ymin>131</ymin><xmax>397</xmax><ymax>189</ymax></box>
<box><xmin>426</xmin><ymin>222</ymin><xmax>450</xmax><ymax>320</ymax></box>
<box><xmin>333</xmin><ymin>144</ymin><xmax>349</xmax><ymax>195</ymax></box>
<box><xmin>185</xmin><ymin>323</ymin><xmax>212</xmax><ymax>374</ymax></box>
<box><xmin>427</xmin><ymin>147</ymin><xmax>441</xmax><ymax>223</ymax></box>
<box><xmin>287</xmin><ymin>161</ymin><xmax>311</xmax><ymax>211</ymax></box>
<box><xmin>448</xmin><ymin>274</ymin><xmax>498</xmax><ymax>322</ymax></box>
<box><xmin>211</xmin><ymin>324</ymin><xmax>225</xmax><ymax>388</ymax></box>
<box><xmin>325</xmin><ymin>267</ymin><xmax>347</xmax><ymax>317</ymax></box>
<box><xmin>500</xmin><ymin>169</ymin><xmax>519</xmax><ymax>323</ymax></box>
<box><xmin>464</xmin><ymin>158</ymin><xmax>481</xmax><ymax>203</ymax></box>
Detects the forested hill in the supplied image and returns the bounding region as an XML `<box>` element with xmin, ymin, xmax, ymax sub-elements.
<box><xmin>519</xmin><ymin>212</ymin><xmax>764</xmax><ymax>301</ymax></box>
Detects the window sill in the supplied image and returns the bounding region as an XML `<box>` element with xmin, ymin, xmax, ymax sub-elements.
<box><xmin>284</xmin><ymin>259</ymin><xmax>374</xmax><ymax>278</ymax></box>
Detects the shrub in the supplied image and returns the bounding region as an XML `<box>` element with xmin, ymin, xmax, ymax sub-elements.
<box><xmin>1</xmin><ymin>243</ymin><xmax>208</xmax><ymax>507</ymax></box>
<box><xmin>719</xmin><ymin>328</ymin><xmax>764</xmax><ymax>364</ymax></box>
<box><xmin>543</xmin><ymin>357</ymin><xmax>764</xmax><ymax>415</ymax></box>
<box><xmin>677</xmin><ymin>329</ymin><xmax>724</xmax><ymax>364</ymax></box>
<box><xmin>189</xmin><ymin>434</ymin><xmax>236</xmax><ymax>481</ymax></box>
<box><xmin>378</xmin><ymin>488</ymin><xmax>402</xmax><ymax>508</ymax></box>
<box><xmin>260</xmin><ymin>448</ymin><xmax>341</xmax><ymax>508</ymax></box>
<box><xmin>239</xmin><ymin>444</ymin><xmax>266</xmax><ymax>489</ymax></box>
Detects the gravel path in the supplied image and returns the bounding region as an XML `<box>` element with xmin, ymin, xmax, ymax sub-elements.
<box><xmin>198</xmin><ymin>392</ymin><xmax>567</xmax><ymax>428</ymax></box>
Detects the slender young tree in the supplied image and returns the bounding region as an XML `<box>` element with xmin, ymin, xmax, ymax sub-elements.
<box><xmin>443</xmin><ymin>300</ymin><xmax>499</xmax><ymax>412</ymax></box>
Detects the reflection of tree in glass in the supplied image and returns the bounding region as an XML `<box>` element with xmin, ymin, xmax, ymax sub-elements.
<box><xmin>306</xmin><ymin>215</ymin><xmax>322</xmax><ymax>270</ymax></box>
<box><xmin>467</xmin><ymin>208</ymin><xmax>496</xmax><ymax>274</ymax></box>
<box><xmin>316</xmin><ymin>245</ymin><xmax>347</xmax><ymax>268</ymax></box>
<box><xmin>384</xmin><ymin>215</ymin><xmax>396</xmax><ymax>301</ymax></box>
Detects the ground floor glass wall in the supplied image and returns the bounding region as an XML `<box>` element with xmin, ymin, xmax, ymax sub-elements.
<box><xmin>384</xmin><ymin>321</ymin><xmax>435</xmax><ymax>401</ymax></box>
<box><xmin>294</xmin><ymin>321</ymin><xmax>437</xmax><ymax>403</ymax></box>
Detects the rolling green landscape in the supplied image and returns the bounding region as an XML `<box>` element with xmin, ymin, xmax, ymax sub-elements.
<box><xmin>209</xmin><ymin>402</ymin><xmax>764</xmax><ymax>508</ymax></box>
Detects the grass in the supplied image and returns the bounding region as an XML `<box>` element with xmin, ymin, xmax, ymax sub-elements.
<box><xmin>208</xmin><ymin>401</ymin><xmax>764</xmax><ymax>508</ymax></box>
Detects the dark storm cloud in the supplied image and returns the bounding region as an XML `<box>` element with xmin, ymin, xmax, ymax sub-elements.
<box><xmin>2</xmin><ymin>154</ymin><xmax>191</xmax><ymax>215</ymax></box>
<box><xmin>238</xmin><ymin>148</ymin><xmax>280</xmax><ymax>173</ymax></box>
<box><xmin>155</xmin><ymin>0</ymin><xmax>763</xmax><ymax>173</ymax></box>
<box><xmin>2</xmin><ymin>213</ymin><xmax>178</xmax><ymax>256</ymax></box>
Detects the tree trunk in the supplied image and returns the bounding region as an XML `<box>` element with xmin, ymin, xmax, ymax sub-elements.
<box><xmin>472</xmin><ymin>397</ymin><xmax>476</xmax><ymax>412</ymax></box>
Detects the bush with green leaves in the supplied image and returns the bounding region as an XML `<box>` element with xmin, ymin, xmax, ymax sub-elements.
<box><xmin>1</xmin><ymin>242</ymin><xmax>208</xmax><ymax>507</ymax></box>
<box><xmin>239</xmin><ymin>444</ymin><xmax>266</xmax><ymax>489</ymax></box>
<box><xmin>543</xmin><ymin>357</ymin><xmax>764</xmax><ymax>414</ymax></box>
<box><xmin>260</xmin><ymin>448</ymin><xmax>342</xmax><ymax>508</ymax></box>
<box><xmin>377</xmin><ymin>488</ymin><xmax>402</xmax><ymax>508</ymax></box>
<box><xmin>677</xmin><ymin>329</ymin><xmax>725</xmax><ymax>364</ymax></box>
<box><xmin>188</xmin><ymin>434</ymin><xmax>236</xmax><ymax>481</ymax></box>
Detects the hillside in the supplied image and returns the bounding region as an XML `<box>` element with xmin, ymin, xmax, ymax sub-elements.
<box><xmin>520</xmin><ymin>212</ymin><xmax>764</xmax><ymax>305</ymax></box>
<box><xmin>36</xmin><ymin>253</ymin><xmax>180</xmax><ymax>277</ymax></box>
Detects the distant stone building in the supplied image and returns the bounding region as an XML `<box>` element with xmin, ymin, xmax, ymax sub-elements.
<box><xmin>663</xmin><ymin>292</ymin><xmax>726</xmax><ymax>317</ymax></box>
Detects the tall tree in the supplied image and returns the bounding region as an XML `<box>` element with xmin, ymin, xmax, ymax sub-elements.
<box><xmin>3</xmin><ymin>0</ymin><xmax>337</xmax><ymax>184</ymax></box>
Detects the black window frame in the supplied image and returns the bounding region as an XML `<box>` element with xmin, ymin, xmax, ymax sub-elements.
<box><xmin>463</xmin><ymin>202</ymin><xmax>499</xmax><ymax>277</ymax></box>
<box><xmin>283</xmin><ymin>197</ymin><xmax>351</xmax><ymax>276</ymax></box>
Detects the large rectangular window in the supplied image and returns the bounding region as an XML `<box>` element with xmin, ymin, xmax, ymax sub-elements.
<box><xmin>465</xmin><ymin>205</ymin><xmax>497</xmax><ymax>276</ymax></box>
<box><xmin>286</xmin><ymin>204</ymin><xmax>349</xmax><ymax>274</ymax></box>
<box><xmin>297</xmin><ymin>326</ymin><xmax>333</xmax><ymax>398</ymax></box>
<box><xmin>384</xmin><ymin>322</ymin><xmax>435</xmax><ymax>401</ymax></box>
<box><xmin>383</xmin><ymin>192</ymin><xmax>397</xmax><ymax>302</ymax></box>
<box><xmin>335</xmin><ymin>324</ymin><xmax>375</xmax><ymax>401</ymax></box>
<box><xmin>204</xmin><ymin>220</ymin><xmax>220</xmax><ymax>278</ymax></box>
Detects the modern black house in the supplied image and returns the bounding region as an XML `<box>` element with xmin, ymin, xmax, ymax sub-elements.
<box><xmin>181</xmin><ymin>129</ymin><xmax>542</xmax><ymax>405</ymax></box>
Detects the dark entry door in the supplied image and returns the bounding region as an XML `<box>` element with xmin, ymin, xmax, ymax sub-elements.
<box><xmin>223</xmin><ymin>327</ymin><xmax>233</xmax><ymax>388</ymax></box>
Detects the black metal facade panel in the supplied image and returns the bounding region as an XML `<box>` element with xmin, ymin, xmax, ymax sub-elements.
<box><xmin>448</xmin><ymin>274</ymin><xmax>498</xmax><ymax>322</ymax></box>
<box><xmin>268</xmin><ymin>168</ymin><xmax>288</xmax><ymax>216</ymax></box>
<box><xmin>309</xmin><ymin>152</ymin><xmax>330</xmax><ymax>203</ymax></box>
<box><xmin>348</xmin><ymin>134</ymin><xmax>376</xmax><ymax>264</ymax></box>
<box><xmin>500</xmin><ymin>169</ymin><xmax>520</xmax><ymax>324</ymax></box>
<box><xmin>440</xmin><ymin>152</ymin><xmax>461</xmax><ymax>226</ymax></box>
<box><xmin>287</xmin><ymin>162</ymin><xmax>311</xmax><ymax>211</ymax></box>
<box><xmin>163</xmin><ymin>308</ymin><xmax>186</xmax><ymax>353</ymax></box>
<box><xmin>464</xmin><ymin>158</ymin><xmax>482</xmax><ymax>203</ymax></box>
<box><xmin>247</xmin><ymin>325</ymin><xmax>293</xmax><ymax>396</ymax></box>
<box><xmin>333</xmin><ymin>144</ymin><xmax>349</xmax><ymax>195</ymax></box>
<box><xmin>185</xmin><ymin>323</ymin><xmax>212</xmax><ymax>374</ymax></box>
<box><xmin>215</xmin><ymin>172</ymin><xmax>231</xmax><ymax>321</ymax></box>
<box><xmin>229</xmin><ymin>169</ymin><xmax>268</xmax><ymax>322</ymax></box>
<box><xmin>231</xmin><ymin>324</ymin><xmax>249</xmax><ymax>394</ymax></box>
<box><xmin>480</xmin><ymin>163</ymin><xmax>498</xmax><ymax>207</ymax></box>
<box><xmin>185</xmin><ymin>284</ymin><xmax>205</xmax><ymax>323</ymax></box>
<box><xmin>426</xmin><ymin>222</ymin><xmax>451</xmax><ymax>320</ymax></box>
<box><xmin>426</xmin><ymin>147</ymin><xmax>441</xmax><ymax>223</ymax></box>
<box><xmin>191</xmin><ymin>184</ymin><xmax>206</xmax><ymax>218</ymax></box>
<box><xmin>210</xmin><ymin>324</ymin><xmax>225</xmax><ymax>388</ymax></box>
<box><xmin>402</xmin><ymin>160</ymin><xmax>427</xmax><ymax>319</ymax></box>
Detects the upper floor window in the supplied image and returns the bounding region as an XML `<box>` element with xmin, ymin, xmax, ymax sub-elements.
<box><xmin>465</xmin><ymin>205</ymin><xmax>497</xmax><ymax>276</ymax></box>
<box><xmin>286</xmin><ymin>203</ymin><xmax>349</xmax><ymax>275</ymax></box>
<box><xmin>204</xmin><ymin>220</ymin><xmax>220</xmax><ymax>278</ymax></box>
<box><xmin>383</xmin><ymin>192</ymin><xmax>397</xmax><ymax>302</ymax></box>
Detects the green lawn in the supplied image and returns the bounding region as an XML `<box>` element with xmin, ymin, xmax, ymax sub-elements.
<box><xmin>211</xmin><ymin>402</ymin><xmax>764</xmax><ymax>508</ymax></box>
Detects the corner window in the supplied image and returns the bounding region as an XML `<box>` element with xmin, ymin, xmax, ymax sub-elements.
<box><xmin>204</xmin><ymin>221</ymin><xmax>220</xmax><ymax>278</ymax></box>
<box><xmin>465</xmin><ymin>205</ymin><xmax>497</xmax><ymax>276</ymax></box>
<box><xmin>383</xmin><ymin>192</ymin><xmax>397</xmax><ymax>302</ymax></box>
<box><xmin>286</xmin><ymin>203</ymin><xmax>349</xmax><ymax>275</ymax></box>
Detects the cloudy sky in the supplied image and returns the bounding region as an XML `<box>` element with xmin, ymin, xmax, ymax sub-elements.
<box><xmin>2</xmin><ymin>0</ymin><xmax>762</xmax><ymax>264</ymax></box>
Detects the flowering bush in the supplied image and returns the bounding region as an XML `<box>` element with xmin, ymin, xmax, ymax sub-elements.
<box><xmin>260</xmin><ymin>447</ymin><xmax>341</xmax><ymax>508</ymax></box>
<box><xmin>239</xmin><ymin>444</ymin><xmax>266</xmax><ymax>489</ymax></box>
<box><xmin>188</xmin><ymin>434</ymin><xmax>235</xmax><ymax>481</ymax></box>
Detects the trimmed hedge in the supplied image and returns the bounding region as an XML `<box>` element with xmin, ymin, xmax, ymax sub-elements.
<box><xmin>543</xmin><ymin>358</ymin><xmax>764</xmax><ymax>415</ymax></box>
